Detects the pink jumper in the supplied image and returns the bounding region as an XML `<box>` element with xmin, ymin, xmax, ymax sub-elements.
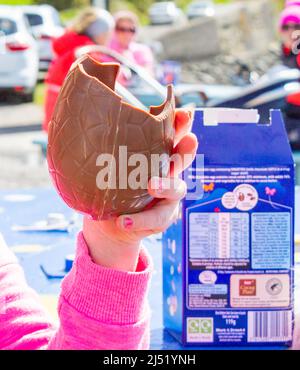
<box><xmin>0</xmin><ymin>232</ymin><xmax>152</xmax><ymax>350</ymax></box>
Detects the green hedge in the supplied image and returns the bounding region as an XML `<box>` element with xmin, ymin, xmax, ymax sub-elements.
<box><xmin>32</xmin><ymin>0</ymin><xmax>90</xmax><ymax>11</ymax></box>
<box><xmin>0</xmin><ymin>0</ymin><xmax>90</xmax><ymax>10</ymax></box>
<box><xmin>1</xmin><ymin>0</ymin><xmax>234</xmax><ymax>11</ymax></box>
<box><xmin>0</xmin><ymin>0</ymin><xmax>34</xmax><ymax>4</ymax></box>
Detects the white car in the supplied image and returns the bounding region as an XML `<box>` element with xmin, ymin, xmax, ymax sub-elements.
<box><xmin>187</xmin><ymin>1</ymin><xmax>215</xmax><ymax>20</ymax></box>
<box><xmin>149</xmin><ymin>2</ymin><xmax>185</xmax><ymax>25</ymax></box>
<box><xmin>19</xmin><ymin>5</ymin><xmax>64</xmax><ymax>71</ymax></box>
<box><xmin>0</xmin><ymin>6</ymin><xmax>38</xmax><ymax>102</ymax></box>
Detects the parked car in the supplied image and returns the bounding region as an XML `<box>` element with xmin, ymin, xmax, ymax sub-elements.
<box><xmin>187</xmin><ymin>1</ymin><xmax>215</xmax><ymax>20</ymax></box>
<box><xmin>76</xmin><ymin>45</ymin><xmax>300</xmax><ymax>151</ymax></box>
<box><xmin>19</xmin><ymin>4</ymin><xmax>64</xmax><ymax>71</ymax></box>
<box><xmin>0</xmin><ymin>6</ymin><xmax>38</xmax><ymax>102</ymax></box>
<box><xmin>149</xmin><ymin>2</ymin><xmax>185</xmax><ymax>25</ymax></box>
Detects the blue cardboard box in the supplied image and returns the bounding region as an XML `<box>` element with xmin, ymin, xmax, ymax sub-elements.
<box><xmin>163</xmin><ymin>108</ymin><xmax>295</xmax><ymax>347</ymax></box>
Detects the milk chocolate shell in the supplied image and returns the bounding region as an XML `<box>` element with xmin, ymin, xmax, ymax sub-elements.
<box><xmin>47</xmin><ymin>55</ymin><xmax>175</xmax><ymax>220</ymax></box>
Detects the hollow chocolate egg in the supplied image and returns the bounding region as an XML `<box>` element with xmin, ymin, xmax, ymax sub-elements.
<box><xmin>47</xmin><ymin>55</ymin><xmax>175</xmax><ymax>220</ymax></box>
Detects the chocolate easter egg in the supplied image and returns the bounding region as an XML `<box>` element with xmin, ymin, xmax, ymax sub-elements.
<box><xmin>47</xmin><ymin>55</ymin><xmax>175</xmax><ymax>220</ymax></box>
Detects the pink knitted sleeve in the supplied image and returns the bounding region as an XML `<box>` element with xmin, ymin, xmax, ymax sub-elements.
<box><xmin>0</xmin><ymin>232</ymin><xmax>153</xmax><ymax>350</ymax></box>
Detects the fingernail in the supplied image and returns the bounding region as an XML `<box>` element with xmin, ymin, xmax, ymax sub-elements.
<box><xmin>157</xmin><ymin>179</ymin><xmax>164</xmax><ymax>193</ymax></box>
<box><xmin>123</xmin><ymin>217</ymin><xmax>133</xmax><ymax>229</ymax></box>
<box><xmin>155</xmin><ymin>179</ymin><xmax>165</xmax><ymax>195</ymax></box>
<box><xmin>151</xmin><ymin>177</ymin><xmax>164</xmax><ymax>192</ymax></box>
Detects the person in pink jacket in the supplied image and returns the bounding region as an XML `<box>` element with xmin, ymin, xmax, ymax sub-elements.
<box><xmin>0</xmin><ymin>110</ymin><xmax>194</xmax><ymax>350</ymax></box>
<box><xmin>110</xmin><ymin>10</ymin><xmax>155</xmax><ymax>74</ymax></box>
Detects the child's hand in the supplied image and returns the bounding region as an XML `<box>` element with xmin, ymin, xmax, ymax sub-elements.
<box><xmin>83</xmin><ymin>109</ymin><xmax>198</xmax><ymax>271</ymax></box>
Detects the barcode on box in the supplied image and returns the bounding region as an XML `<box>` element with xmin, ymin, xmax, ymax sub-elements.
<box><xmin>248</xmin><ymin>311</ymin><xmax>292</xmax><ymax>342</ymax></box>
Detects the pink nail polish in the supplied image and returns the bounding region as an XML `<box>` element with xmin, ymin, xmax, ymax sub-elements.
<box><xmin>158</xmin><ymin>179</ymin><xmax>164</xmax><ymax>192</ymax></box>
<box><xmin>123</xmin><ymin>217</ymin><xmax>133</xmax><ymax>229</ymax></box>
<box><xmin>151</xmin><ymin>178</ymin><xmax>164</xmax><ymax>193</ymax></box>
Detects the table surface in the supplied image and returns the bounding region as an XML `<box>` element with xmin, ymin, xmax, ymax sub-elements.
<box><xmin>0</xmin><ymin>187</ymin><xmax>299</xmax><ymax>350</ymax></box>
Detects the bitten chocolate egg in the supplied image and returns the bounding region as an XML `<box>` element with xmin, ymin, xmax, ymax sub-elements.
<box><xmin>47</xmin><ymin>55</ymin><xmax>175</xmax><ymax>220</ymax></box>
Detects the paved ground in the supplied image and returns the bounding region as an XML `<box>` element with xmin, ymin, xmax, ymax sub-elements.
<box><xmin>0</xmin><ymin>130</ymin><xmax>50</xmax><ymax>189</ymax></box>
<box><xmin>0</xmin><ymin>101</ymin><xmax>50</xmax><ymax>189</ymax></box>
<box><xmin>0</xmin><ymin>101</ymin><xmax>42</xmax><ymax>128</ymax></box>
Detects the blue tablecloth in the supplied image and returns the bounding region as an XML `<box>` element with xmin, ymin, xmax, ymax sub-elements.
<box><xmin>0</xmin><ymin>188</ymin><xmax>299</xmax><ymax>350</ymax></box>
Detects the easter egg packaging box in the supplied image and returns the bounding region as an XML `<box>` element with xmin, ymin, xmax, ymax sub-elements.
<box><xmin>163</xmin><ymin>108</ymin><xmax>295</xmax><ymax>347</ymax></box>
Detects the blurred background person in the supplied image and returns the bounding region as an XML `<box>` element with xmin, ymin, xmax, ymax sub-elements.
<box><xmin>286</xmin><ymin>1</ymin><xmax>300</xmax><ymax>6</ymax></box>
<box><xmin>43</xmin><ymin>7</ymin><xmax>115</xmax><ymax>132</ymax></box>
<box><xmin>279</xmin><ymin>5</ymin><xmax>300</xmax><ymax>69</ymax></box>
<box><xmin>279</xmin><ymin>3</ymin><xmax>300</xmax><ymax>147</ymax></box>
<box><xmin>110</xmin><ymin>10</ymin><xmax>155</xmax><ymax>75</ymax></box>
